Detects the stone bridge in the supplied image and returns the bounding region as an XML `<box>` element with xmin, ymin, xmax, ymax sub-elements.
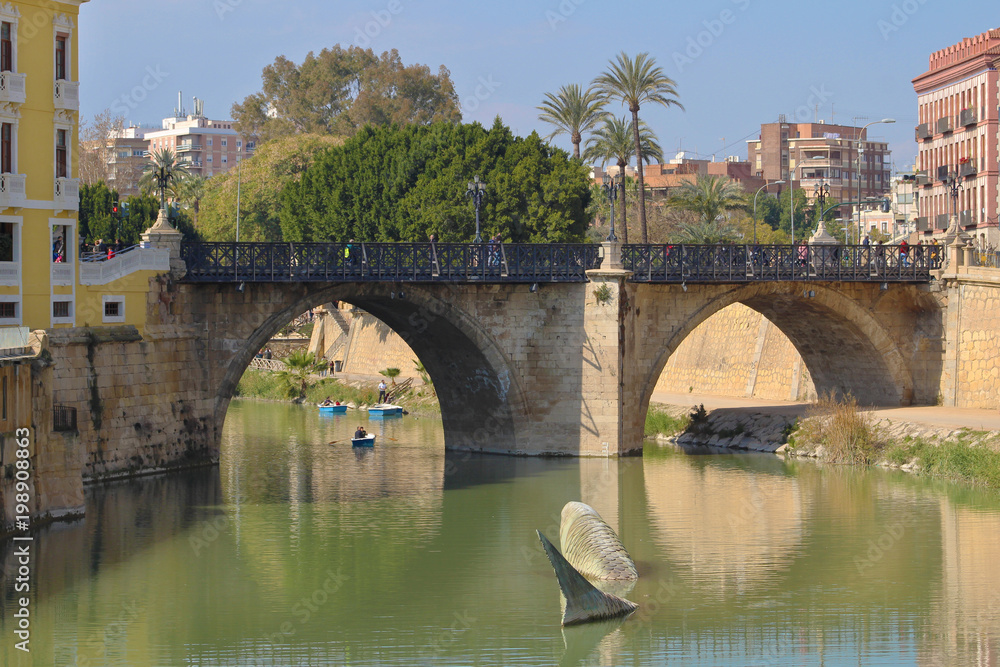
<box><xmin>144</xmin><ymin>244</ymin><xmax>943</xmax><ymax>458</ymax></box>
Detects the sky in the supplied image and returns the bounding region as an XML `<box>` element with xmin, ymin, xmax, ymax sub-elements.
<box><xmin>79</xmin><ymin>0</ymin><xmax>999</xmax><ymax>172</ymax></box>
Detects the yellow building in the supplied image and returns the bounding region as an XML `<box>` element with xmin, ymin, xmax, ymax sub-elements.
<box><xmin>0</xmin><ymin>0</ymin><xmax>165</xmax><ymax>336</ymax></box>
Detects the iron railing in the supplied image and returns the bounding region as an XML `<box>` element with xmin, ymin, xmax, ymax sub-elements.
<box><xmin>180</xmin><ymin>242</ymin><xmax>602</xmax><ymax>283</ymax></box>
<box><xmin>622</xmin><ymin>244</ymin><xmax>936</xmax><ymax>283</ymax></box>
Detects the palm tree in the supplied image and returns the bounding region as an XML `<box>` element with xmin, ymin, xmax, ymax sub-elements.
<box><xmin>593</xmin><ymin>51</ymin><xmax>682</xmax><ymax>243</ymax></box>
<box><xmin>176</xmin><ymin>174</ymin><xmax>208</xmax><ymax>225</ymax></box>
<box><xmin>140</xmin><ymin>148</ymin><xmax>190</xmax><ymax>212</ymax></box>
<box><xmin>379</xmin><ymin>367</ymin><xmax>401</xmax><ymax>386</ymax></box>
<box><xmin>275</xmin><ymin>350</ymin><xmax>326</xmax><ymax>400</ymax></box>
<box><xmin>583</xmin><ymin>116</ymin><xmax>663</xmax><ymax>244</ymax></box>
<box><xmin>536</xmin><ymin>84</ymin><xmax>607</xmax><ymax>160</ymax></box>
<box><xmin>668</xmin><ymin>175</ymin><xmax>747</xmax><ymax>224</ymax></box>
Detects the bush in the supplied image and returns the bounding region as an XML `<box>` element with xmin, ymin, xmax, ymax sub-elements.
<box><xmin>795</xmin><ymin>392</ymin><xmax>888</xmax><ymax>465</ymax></box>
<box><xmin>645</xmin><ymin>407</ymin><xmax>691</xmax><ymax>438</ymax></box>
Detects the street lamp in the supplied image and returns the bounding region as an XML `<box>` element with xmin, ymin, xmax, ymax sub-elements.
<box><xmin>601</xmin><ymin>171</ymin><xmax>622</xmax><ymax>242</ymax></box>
<box><xmin>752</xmin><ymin>180</ymin><xmax>784</xmax><ymax>245</ymax></box>
<box><xmin>855</xmin><ymin>118</ymin><xmax>895</xmax><ymax>244</ymax></box>
<box><xmin>813</xmin><ymin>181</ymin><xmax>831</xmax><ymax>226</ymax></box>
<box><xmin>466</xmin><ymin>175</ymin><xmax>486</xmax><ymax>243</ymax></box>
<box><xmin>790</xmin><ymin>155</ymin><xmax>825</xmax><ymax>245</ymax></box>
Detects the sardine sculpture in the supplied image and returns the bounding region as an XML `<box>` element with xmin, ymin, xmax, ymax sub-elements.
<box><xmin>536</xmin><ymin>531</ymin><xmax>638</xmax><ymax>626</ymax></box>
<box><xmin>559</xmin><ymin>501</ymin><xmax>638</xmax><ymax>582</ymax></box>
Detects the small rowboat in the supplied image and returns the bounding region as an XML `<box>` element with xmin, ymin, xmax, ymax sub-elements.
<box><xmin>351</xmin><ymin>434</ymin><xmax>376</xmax><ymax>447</ymax></box>
<box><xmin>368</xmin><ymin>404</ymin><xmax>402</xmax><ymax>416</ymax></box>
<box><xmin>317</xmin><ymin>403</ymin><xmax>348</xmax><ymax>414</ymax></box>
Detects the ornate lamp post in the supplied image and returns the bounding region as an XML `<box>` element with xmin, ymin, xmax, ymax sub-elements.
<box><xmin>752</xmin><ymin>180</ymin><xmax>784</xmax><ymax>245</ymax></box>
<box><xmin>601</xmin><ymin>171</ymin><xmax>619</xmax><ymax>242</ymax></box>
<box><xmin>466</xmin><ymin>175</ymin><xmax>486</xmax><ymax>243</ymax></box>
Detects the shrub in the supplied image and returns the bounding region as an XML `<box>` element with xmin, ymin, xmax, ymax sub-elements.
<box><xmin>796</xmin><ymin>392</ymin><xmax>888</xmax><ymax>465</ymax></box>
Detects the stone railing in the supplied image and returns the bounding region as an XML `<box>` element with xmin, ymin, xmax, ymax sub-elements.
<box><xmin>248</xmin><ymin>357</ymin><xmax>287</xmax><ymax>372</ymax></box>
<box><xmin>0</xmin><ymin>71</ymin><xmax>26</xmax><ymax>105</ymax></box>
<box><xmin>54</xmin><ymin>177</ymin><xmax>80</xmax><ymax>212</ymax></box>
<box><xmin>79</xmin><ymin>246</ymin><xmax>171</xmax><ymax>285</ymax></box>
<box><xmin>0</xmin><ymin>172</ymin><xmax>26</xmax><ymax>209</ymax></box>
<box><xmin>53</xmin><ymin>79</ymin><xmax>80</xmax><ymax>112</ymax></box>
<box><xmin>51</xmin><ymin>262</ymin><xmax>73</xmax><ymax>286</ymax></box>
<box><xmin>0</xmin><ymin>261</ymin><xmax>18</xmax><ymax>286</ymax></box>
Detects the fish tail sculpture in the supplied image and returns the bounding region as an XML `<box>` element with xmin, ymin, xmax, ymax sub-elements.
<box><xmin>536</xmin><ymin>531</ymin><xmax>638</xmax><ymax>626</ymax></box>
<box><xmin>559</xmin><ymin>502</ymin><xmax>638</xmax><ymax>582</ymax></box>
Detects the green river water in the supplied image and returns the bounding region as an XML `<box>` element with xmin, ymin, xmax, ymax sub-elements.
<box><xmin>3</xmin><ymin>400</ymin><xmax>1000</xmax><ymax>666</ymax></box>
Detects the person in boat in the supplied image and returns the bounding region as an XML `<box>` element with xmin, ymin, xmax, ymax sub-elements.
<box><xmin>322</xmin><ymin>397</ymin><xmax>333</xmax><ymax>406</ymax></box>
<box><xmin>334</xmin><ymin>400</ymin><xmax>341</xmax><ymax>406</ymax></box>
<box><xmin>354</xmin><ymin>425</ymin><xmax>367</xmax><ymax>439</ymax></box>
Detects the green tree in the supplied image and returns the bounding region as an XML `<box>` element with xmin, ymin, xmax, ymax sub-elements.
<box><xmin>232</xmin><ymin>46</ymin><xmax>461</xmax><ymax>143</ymax></box>
<box><xmin>593</xmin><ymin>51</ymin><xmax>682</xmax><ymax>244</ymax></box>
<box><xmin>536</xmin><ymin>83</ymin><xmax>606</xmax><ymax>160</ymax></box>
<box><xmin>175</xmin><ymin>174</ymin><xmax>209</xmax><ymax>226</ymax></box>
<box><xmin>667</xmin><ymin>175</ymin><xmax>747</xmax><ymax>225</ymax></box>
<box><xmin>78</xmin><ymin>181</ymin><xmax>117</xmax><ymax>243</ymax></box>
<box><xmin>775</xmin><ymin>188</ymin><xmax>812</xmax><ymax>241</ymax></box>
<box><xmin>276</xmin><ymin>351</ymin><xmax>326</xmax><ymax>400</ymax></box>
<box><xmin>197</xmin><ymin>134</ymin><xmax>343</xmax><ymax>242</ymax></box>
<box><xmin>379</xmin><ymin>367</ymin><xmax>401</xmax><ymax>386</ymax></box>
<box><xmin>583</xmin><ymin>116</ymin><xmax>662</xmax><ymax>244</ymax></box>
<box><xmin>279</xmin><ymin>119</ymin><xmax>592</xmax><ymax>243</ymax></box>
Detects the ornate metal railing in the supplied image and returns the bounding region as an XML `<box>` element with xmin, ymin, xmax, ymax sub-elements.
<box><xmin>180</xmin><ymin>242</ymin><xmax>602</xmax><ymax>283</ymax></box>
<box><xmin>622</xmin><ymin>244</ymin><xmax>936</xmax><ymax>283</ymax></box>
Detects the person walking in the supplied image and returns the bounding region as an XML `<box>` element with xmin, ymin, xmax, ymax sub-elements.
<box><xmin>377</xmin><ymin>380</ymin><xmax>387</xmax><ymax>404</ymax></box>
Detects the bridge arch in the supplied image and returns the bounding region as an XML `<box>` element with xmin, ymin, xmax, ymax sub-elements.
<box><xmin>211</xmin><ymin>282</ymin><xmax>530</xmax><ymax>453</ymax></box>
<box><xmin>636</xmin><ymin>282</ymin><xmax>916</xmax><ymax>418</ymax></box>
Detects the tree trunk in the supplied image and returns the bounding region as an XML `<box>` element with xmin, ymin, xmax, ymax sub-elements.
<box><xmin>630</xmin><ymin>107</ymin><xmax>648</xmax><ymax>243</ymax></box>
<box><xmin>571</xmin><ymin>131</ymin><xmax>581</xmax><ymax>160</ymax></box>
<box><xmin>617</xmin><ymin>160</ymin><xmax>628</xmax><ymax>244</ymax></box>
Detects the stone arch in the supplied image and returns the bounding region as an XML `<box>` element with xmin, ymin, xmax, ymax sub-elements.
<box><xmin>638</xmin><ymin>282</ymin><xmax>914</xmax><ymax>414</ymax></box>
<box><xmin>211</xmin><ymin>282</ymin><xmax>530</xmax><ymax>453</ymax></box>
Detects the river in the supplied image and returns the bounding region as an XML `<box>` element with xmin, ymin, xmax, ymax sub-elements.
<box><xmin>3</xmin><ymin>400</ymin><xmax>1000</xmax><ymax>665</ymax></box>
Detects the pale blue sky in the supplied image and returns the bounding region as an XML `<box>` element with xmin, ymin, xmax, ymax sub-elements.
<box><xmin>80</xmin><ymin>1</ymin><xmax>997</xmax><ymax>170</ymax></box>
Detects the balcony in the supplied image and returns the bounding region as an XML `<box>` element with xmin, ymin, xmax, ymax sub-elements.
<box><xmin>915</xmin><ymin>123</ymin><xmax>932</xmax><ymax>140</ymax></box>
<box><xmin>176</xmin><ymin>143</ymin><xmax>203</xmax><ymax>152</ymax></box>
<box><xmin>915</xmin><ymin>171</ymin><xmax>930</xmax><ymax>186</ymax></box>
<box><xmin>0</xmin><ymin>173</ymin><xmax>26</xmax><ymax>210</ymax></box>
<box><xmin>960</xmin><ymin>108</ymin><xmax>977</xmax><ymax>127</ymax></box>
<box><xmin>54</xmin><ymin>177</ymin><xmax>80</xmax><ymax>212</ymax></box>
<box><xmin>935</xmin><ymin>213</ymin><xmax>950</xmax><ymax>229</ymax></box>
<box><xmin>51</xmin><ymin>262</ymin><xmax>73</xmax><ymax>287</ymax></box>
<box><xmin>960</xmin><ymin>209</ymin><xmax>974</xmax><ymax>227</ymax></box>
<box><xmin>960</xmin><ymin>161</ymin><xmax>977</xmax><ymax>178</ymax></box>
<box><xmin>937</xmin><ymin>165</ymin><xmax>950</xmax><ymax>181</ymax></box>
<box><xmin>0</xmin><ymin>71</ymin><xmax>25</xmax><ymax>105</ymax></box>
<box><xmin>915</xmin><ymin>216</ymin><xmax>929</xmax><ymax>232</ymax></box>
<box><xmin>936</xmin><ymin>116</ymin><xmax>952</xmax><ymax>134</ymax></box>
<box><xmin>53</xmin><ymin>80</ymin><xmax>80</xmax><ymax>112</ymax></box>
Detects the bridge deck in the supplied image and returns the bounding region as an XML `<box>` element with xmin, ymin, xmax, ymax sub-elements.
<box><xmin>178</xmin><ymin>242</ymin><xmax>933</xmax><ymax>284</ymax></box>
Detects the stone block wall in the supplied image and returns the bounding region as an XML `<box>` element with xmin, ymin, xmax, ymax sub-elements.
<box><xmin>944</xmin><ymin>270</ymin><xmax>1000</xmax><ymax>409</ymax></box>
<box><xmin>654</xmin><ymin>304</ymin><xmax>816</xmax><ymax>402</ymax></box>
<box><xmin>341</xmin><ymin>311</ymin><xmax>424</xmax><ymax>380</ymax></box>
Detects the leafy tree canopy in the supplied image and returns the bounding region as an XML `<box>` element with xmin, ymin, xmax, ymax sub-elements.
<box><xmin>78</xmin><ymin>182</ymin><xmax>199</xmax><ymax>246</ymax></box>
<box><xmin>279</xmin><ymin>118</ymin><xmax>593</xmax><ymax>243</ymax></box>
<box><xmin>232</xmin><ymin>46</ymin><xmax>461</xmax><ymax>144</ymax></box>
<box><xmin>197</xmin><ymin>134</ymin><xmax>343</xmax><ymax>242</ymax></box>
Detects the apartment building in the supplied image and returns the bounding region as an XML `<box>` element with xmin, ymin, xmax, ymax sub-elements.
<box><xmin>747</xmin><ymin>119</ymin><xmax>892</xmax><ymax>212</ymax></box>
<box><xmin>912</xmin><ymin>27</ymin><xmax>1000</xmax><ymax>246</ymax></box>
<box><xmin>143</xmin><ymin>96</ymin><xmax>255</xmax><ymax>178</ymax></box>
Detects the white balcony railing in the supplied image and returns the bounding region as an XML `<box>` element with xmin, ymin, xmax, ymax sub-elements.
<box><xmin>0</xmin><ymin>71</ymin><xmax>26</xmax><ymax>105</ymax></box>
<box><xmin>53</xmin><ymin>79</ymin><xmax>80</xmax><ymax>112</ymax></box>
<box><xmin>0</xmin><ymin>261</ymin><xmax>18</xmax><ymax>286</ymax></box>
<box><xmin>51</xmin><ymin>262</ymin><xmax>73</xmax><ymax>286</ymax></box>
<box><xmin>54</xmin><ymin>177</ymin><xmax>79</xmax><ymax>212</ymax></box>
<box><xmin>0</xmin><ymin>173</ymin><xmax>26</xmax><ymax>210</ymax></box>
<box><xmin>79</xmin><ymin>245</ymin><xmax>171</xmax><ymax>285</ymax></box>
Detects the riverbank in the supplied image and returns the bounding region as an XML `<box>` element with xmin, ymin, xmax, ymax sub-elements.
<box><xmin>235</xmin><ymin>369</ymin><xmax>441</xmax><ymax>416</ymax></box>
<box><xmin>647</xmin><ymin>392</ymin><xmax>1000</xmax><ymax>490</ymax></box>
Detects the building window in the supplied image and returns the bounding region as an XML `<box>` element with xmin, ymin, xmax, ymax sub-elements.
<box><xmin>246</xmin><ymin>141</ymin><xmax>255</xmax><ymax>150</ymax></box>
<box><xmin>55</xmin><ymin>34</ymin><xmax>67</xmax><ymax>80</ymax></box>
<box><xmin>207</xmin><ymin>155</ymin><xmax>213</xmax><ymax>163</ymax></box>
<box><xmin>222</xmin><ymin>155</ymin><xmax>228</xmax><ymax>164</ymax></box>
<box><xmin>221</xmin><ymin>139</ymin><xmax>227</xmax><ymax>147</ymax></box>
<box><xmin>1</xmin><ymin>22</ymin><xmax>12</xmax><ymax>73</ymax></box>
<box><xmin>0</xmin><ymin>301</ymin><xmax>14</xmax><ymax>319</ymax></box>
<box><xmin>1</xmin><ymin>122</ymin><xmax>11</xmax><ymax>173</ymax></box>
<box><xmin>0</xmin><ymin>222</ymin><xmax>13</xmax><ymax>262</ymax></box>
<box><xmin>52</xmin><ymin>300</ymin><xmax>71</xmax><ymax>319</ymax></box>
<box><xmin>102</xmin><ymin>295</ymin><xmax>125</xmax><ymax>323</ymax></box>
<box><xmin>56</xmin><ymin>129</ymin><xmax>67</xmax><ymax>178</ymax></box>
<box><xmin>1</xmin><ymin>375</ymin><xmax>6</xmax><ymax>422</ymax></box>
<box><xmin>207</xmin><ymin>138</ymin><xmax>213</xmax><ymax>146</ymax></box>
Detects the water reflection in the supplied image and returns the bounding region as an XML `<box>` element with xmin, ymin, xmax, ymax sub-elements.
<box><xmin>2</xmin><ymin>402</ymin><xmax>1000</xmax><ymax>665</ymax></box>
